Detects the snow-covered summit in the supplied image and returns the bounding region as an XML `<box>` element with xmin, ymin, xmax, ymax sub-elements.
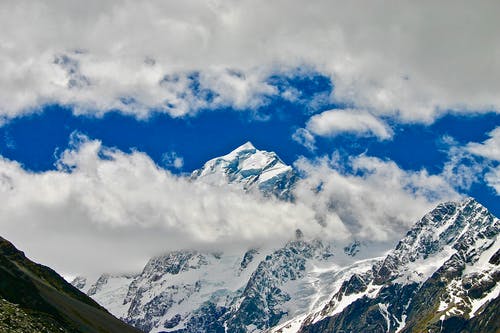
<box><xmin>191</xmin><ymin>142</ymin><xmax>296</xmax><ymax>199</ymax></box>
<box><xmin>297</xmin><ymin>197</ymin><xmax>499</xmax><ymax>333</ymax></box>
<box><xmin>226</xmin><ymin>141</ymin><xmax>256</xmax><ymax>156</ymax></box>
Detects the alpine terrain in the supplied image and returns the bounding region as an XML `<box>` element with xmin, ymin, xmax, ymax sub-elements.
<box><xmin>71</xmin><ymin>143</ymin><xmax>499</xmax><ymax>333</ymax></box>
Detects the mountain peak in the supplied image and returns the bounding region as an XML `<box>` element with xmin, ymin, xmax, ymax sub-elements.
<box><xmin>234</xmin><ymin>141</ymin><xmax>256</xmax><ymax>152</ymax></box>
<box><xmin>222</xmin><ymin>141</ymin><xmax>258</xmax><ymax>160</ymax></box>
<box><xmin>371</xmin><ymin>196</ymin><xmax>498</xmax><ymax>285</ymax></box>
<box><xmin>191</xmin><ymin>142</ymin><xmax>296</xmax><ymax>199</ymax></box>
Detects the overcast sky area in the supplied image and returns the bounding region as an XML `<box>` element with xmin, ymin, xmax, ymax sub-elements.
<box><xmin>0</xmin><ymin>0</ymin><xmax>499</xmax><ymax>276</ymax></box>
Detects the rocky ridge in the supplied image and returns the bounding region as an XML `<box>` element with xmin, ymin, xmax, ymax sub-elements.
<box><xmin>295</xmin><ymin>198</ymin><xmax>499</xmax><ymax>333</ymax></box>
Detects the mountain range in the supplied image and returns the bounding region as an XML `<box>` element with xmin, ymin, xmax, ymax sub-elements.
<box><xmin>69</xmin><ymin>143</ymin><xmax>499</xmax><ymax>333</ymax></box>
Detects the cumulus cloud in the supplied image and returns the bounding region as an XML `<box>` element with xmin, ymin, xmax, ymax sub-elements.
<box><xmin>0</xmin><ymin>135</ymin><xmax>460</xmax><ymax>276</ymax></box>
<box><xmin>305</xmin><ymin>109</ymin><xmax>393</xmax><ymax>140</ymax></box>
<box><xmin>294</xmin><ymin>154</ymin><xmax>460</xmax><ymax>241</ymax></box>
<box><xmin>0</xmin><ymin>0</ymin><xmax>499</xmax><ymax>121</ymax></box>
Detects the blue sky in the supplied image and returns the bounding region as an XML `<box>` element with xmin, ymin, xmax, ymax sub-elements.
<box><xmin>0</xmin><ymin>0</ymin><xmax>499</xmax><ymax>275</ymax></box>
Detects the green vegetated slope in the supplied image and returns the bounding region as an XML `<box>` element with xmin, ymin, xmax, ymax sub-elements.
<box><xmin>0</xmin><ymin>236</ymin><xmax>142</xmax><ymax>333</ymax></box>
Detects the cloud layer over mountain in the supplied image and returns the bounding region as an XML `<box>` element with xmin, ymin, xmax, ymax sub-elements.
<box><xmin>0</xmin><ymin>135</ymin><xmax>459</xmax><ymax>276</ymax></box>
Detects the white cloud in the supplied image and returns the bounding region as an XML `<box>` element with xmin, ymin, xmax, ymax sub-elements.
<box><xmin>294</xmin><ymin>154</ymin><xmax>460</xmax><ymax>241</ymax></box>
<box><xmin>0</xmin><ymin>136</ymin><xmax>460</xmax><ymax>276</ymax></box>
<box><xmin>464</xmin><ymin>127</ymin><xmax>500</xmax><ymax>194</ymax></box>
<box><xmin>466</xmin><ymin>127</ymin><xmax>500</xmax><ymax>161</ymax></box>
<box><xmin>305</xmin><ymin>109</ymin><xmax>393</xmax><ymax>140</ymax></box>
<box><xmin>485</xmin><ymin>167</ymin><xmax>500</xmax><ymax>195</ymax></box>
<box><xmin>0</xmin><ymin>0</ymin><xmax>499</xmax><ymax>121</ymax></box>
<box><xmin>292</xmin><ymin>128</ymin><xmax>316</xmax><ymax>151</ymax></box>
<box><xmin>441</xmin><ymin>144</ymin><xmax>485</xmax><ymax>192</ymax></box>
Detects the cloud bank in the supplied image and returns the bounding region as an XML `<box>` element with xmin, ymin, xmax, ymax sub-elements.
<box><xmin>0</xmin><ymin>0</ymin><xmax>499</xmax><ymax>122</ymax></box>
<box><xmin>0</xmin><ymin>136</ymin><xmax>459</xmax><ymax>276</ymax></box>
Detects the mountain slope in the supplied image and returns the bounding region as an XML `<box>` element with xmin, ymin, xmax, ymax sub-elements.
<box><xmin>298</xmin><ymin>198</ymin><xmax>499</xmax><ymax>333</ymax></box>
<box><xmin>74</xmin><ymin>198</ymin><xmax>499</xmax><ymax>333</ymax></box>
<box><xmin>0</xmin><ymin>236</ymin><xmax>142</xmax><ymax>333</ymax></box>
<box><xmin>75</xmin><ymin>238</ymin><xmax>350</xmax><ymax>333</ymax></box>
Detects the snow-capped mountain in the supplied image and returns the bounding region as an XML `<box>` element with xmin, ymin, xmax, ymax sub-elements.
<box><xmin>75</xmin><ymin>195</ymin><xmax>500</xmax><ymax>333</ymax></box>
<box><xmin>294</xmin><ymin>198</ymin><xmax>499</xmax><ymax>333</ymax></box>
<box><xmin>191</xmin><ymin>142</ymin><xmax>297</xmax><ymax>200</ymax></box>
<box><xmin>71</xmin><ymin>142</ymin><xmax>499</xmax><ymax>333</ymax></box>
<box><xmin>73</xmin><ymin>238</ymin><xmax>354</xmax><ymax>333</ymax></box>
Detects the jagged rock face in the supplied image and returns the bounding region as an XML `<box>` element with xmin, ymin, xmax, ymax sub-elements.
<box><xmin>71</xmin><ymin>276</ymin><xmax>87</xmax><ymax>290</ymax></box>
<box><xmin>88</xmin><ymin>274</ymin><xmax>111</xmax><ymax>296</ymax></box>
<box><xmin>299</xmin><ymin>198</ymin><xmax>500</xmax><ymax>333</ymax></box>
<box><xmin>343</xmin><ymin>241</ymin><xmax>361</xmax><ymax>257</ymax></box>
<box><xmin>225</xmin><ymin>240</ymin><xmax>334</xmax><ymax>333</ymax></box>
<box><xmin>191</xmin><ymin>142</ymin><xmax>297</xmax><ymax>200</ymax></box>
<box><xmin>239</xmin><ymin>249</ymin><xmax>259</xmax><ymax>271</ymax></box>
<box><xmin>73</xmin><ymin>239</ymin><xmax>339</xmax><ymax>333</ymax></box>
<box><xmin>123</xmin><ymin>251</ymin><xmax>217</xmax><ymax>332</ymax></box>
<box><xmin>127</xmin><ymin>241</ymin><xmax>335</xmax><ymax>333</ymax></box>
